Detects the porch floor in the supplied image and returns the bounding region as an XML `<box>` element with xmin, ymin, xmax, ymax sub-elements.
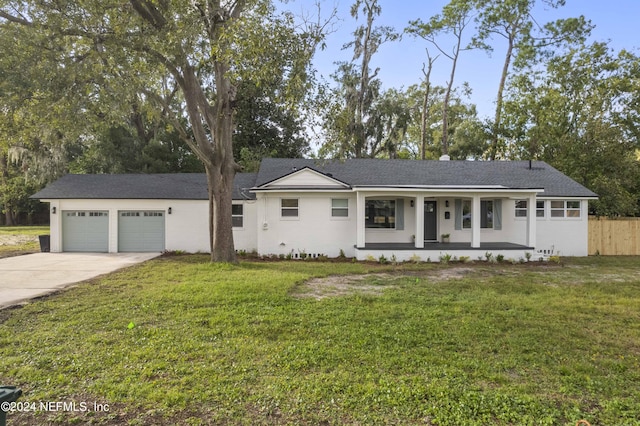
<box><xmin>357</xmin><ymin>242</ymin><xmax>533</xmax><ymax>251</ymax></box>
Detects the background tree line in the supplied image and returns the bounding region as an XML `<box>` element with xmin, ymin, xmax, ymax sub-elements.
<box><xmin>1</xmin><ymin>0</ymin><xmax>639</xmax><ymax>257</ymax></box>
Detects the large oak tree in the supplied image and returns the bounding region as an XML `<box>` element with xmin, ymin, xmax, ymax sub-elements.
<box><xmin>1</xmin><ymin>0</ymin><xmax>325</xmax><ymax>261</ymax></box>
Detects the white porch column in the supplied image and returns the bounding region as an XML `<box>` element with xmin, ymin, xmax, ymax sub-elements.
<box><xmin>527</xmin><ymin>194</ymin><xmax>537</xmax><ymax>248</ymax></box>
<box><xmin>415</xmin><ymin>195</ymin><xmax>424</xmax><ymax>248</ymax></box>
<box><xmin>471</xmin><ymin>195</ymin><xmax>481</xmax><ymax>248</ymax></box>
<box><xmin>356</xmin><ymin>191</ymin><xmax>366</xmax><ymax>248</ymax></box>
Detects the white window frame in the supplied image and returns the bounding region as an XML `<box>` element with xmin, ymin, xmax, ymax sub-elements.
<box><xmin>281</xmin><ymin>198</ymin><xmax>299</xmax><ymax>219</ymax></box>
<box><xmin>515</xmin><ymin>200</ymin><xmax>528</xmax><ymax>218</ymax></box>
<box><xmin>550</xmin><ymin>200</ymin><xmax>581</xmax><ymax>219</ymax></box>
<box><xmin>536</xmin><ymin>200</ymin><xmax>545</xmax><ymax>218</ymax></box>
<box><xmin>331</xmin><ymin>198</ymin><xmax>349</xmax><ymax>219</ymax></box>
<box><xmin>232</xmin><ymin>203</ymin><xmax>244</xmax><ymax>228</ymax></box>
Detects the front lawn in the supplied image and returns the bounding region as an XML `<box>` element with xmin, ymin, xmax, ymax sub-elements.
<box><xmin>1</xmin><ymin>256</ymin><xmax>639</xmax><ymax>425</ymax></box>
<box><xmin>0</xmin><ymin>226</ymin><xmax>49</xmax><ymax>258</ymax></box>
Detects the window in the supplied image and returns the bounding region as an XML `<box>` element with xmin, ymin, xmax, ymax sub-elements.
<box><xmin>462</xmin><ymin>200</ymin><xmax>493</xmax><ymax>229</ymax></box>
<box><xmin>365</xmin><ymin>200</ymin><xmax>395</xmax><ymax>228</ymax></box>
<box><xmin>515</xmin><ymin>200</ymin><xmax>528</xmax><ymax>217</ymax></box>
<box><xmin>232</xmin><ymin>204</ymin><xmax>243</xmax><ymax>227</ymax></box>
<box><xmin>462</xmin><ymin>200</ymin><xmax>471</xmax><ymax>229</ymax></box>
<box><xmin>331</xmin><ymin>199</ymin><xmax>348</xmax><ymax>217</ymax></box>
<box><xmin>567</xmin><ymin>201</ymin><xmax>581</xmax><ymax>217</ymax></box>
<box><xmin>281</xmin><ymin>199</ymin><xmax>299</xmax><ymax>217</ymax></box>
<box><xmin>550</xmin><ymin>200</ymin><xmax>581</xmax><ymax>218</ymax></box>
<box><xmin>481</xmin><ymin>200</ymin><xmax>494</xmax><ymax>228</ymax></box>
<box><xmin>536</xmin><ymin>200</ymin><xmax>545</xmax><ymax>218</ymax></box>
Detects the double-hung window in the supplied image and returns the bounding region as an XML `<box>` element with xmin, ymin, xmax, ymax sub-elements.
<box><xmin>232</xmin><ymin>204</ymin><xmax>243</xmax><ymax>227</ymax></box>
<box><xmin>550</xmin><ymin>200</ymin><xmax>581</xmax><ymax>218</ymax></box>
<box><xmin>515</xmin><ymin>200</ymin><xmax>528</xmax><ymax>217</ymax></box>
<box><xmin>281</xmin><ymin>199</ymin><xmax>299</xmax><ymax>217</ymax></box>
<box><xmin>536</xmin><ymin>200</ymin><xmax>545</xmax><ymax>217</ymax></box>
<box><xmin>331</xmin><ymin>199</ymin><xmax>349</xmax><ymax>217</ymax></box>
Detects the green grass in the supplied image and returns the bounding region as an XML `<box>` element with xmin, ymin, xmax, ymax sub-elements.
<box><xmin>0</xmin><ymin>226</ymin><xmax>50</xmax><ymax>236</ymax></box>
<box><xmin>1</xmin><ymin>256</ymin><xmax>639</xmax><ymax>425</ymax></box>
<box><xmin>0</xmin><ymin>226</ymin><xmax>49</xmax><ymax>258</ymax></box>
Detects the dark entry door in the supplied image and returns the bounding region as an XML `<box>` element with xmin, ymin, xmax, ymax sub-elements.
<box><xmin>424</xmin><ymin>201</ymin><xmax>437</xmax><ymax>241</ymax></box>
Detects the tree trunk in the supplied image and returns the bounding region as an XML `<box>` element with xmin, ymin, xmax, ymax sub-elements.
<box><xmin>180</xmin><ymin>62</ymin><xmax>238</xmax><ymax>263</ymax></box>
<box><xmin>490</xmin><ymin>37</ymin><xmax>514</xmax><ymax>160</ymax></box>
<box><xmin>420</xmin><ymin>58</ymin><xmax>434</xmax><ymax>160</ymax></box>
<box><xmin>441</xmin><ymin>30</ymin><xmax>462</xmax><ymax>157</ymax></box>
<box><xmin>206</xmin><ymin>166</ymin><xmax>236</xmax><ymax>262</ymax></box>
<box><xmin>0</xmin><ymin>154</ymin><xmax>14</xmax><ymax>226</ymax></box>
<box><xmin>209</xmin><ymin>61</ymin><xmax>238</xmax><ymax>263</ymax></box>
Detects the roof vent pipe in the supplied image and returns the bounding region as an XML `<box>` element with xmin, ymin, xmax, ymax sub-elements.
<box><xmin>529</xmin><ymin>160</ymin><xmax>532</xmax><ymax>170</ymax></box>
<box><xmin>439</xmin><ymin>154</ymin><xmax>450</xmax><ymax>161</ymax></box>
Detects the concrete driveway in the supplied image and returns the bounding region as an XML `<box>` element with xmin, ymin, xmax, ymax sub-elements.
<box><xmin>0</xmin><ymin>252</ymin><xmax>160</xmax><ymax>308</ymax></box>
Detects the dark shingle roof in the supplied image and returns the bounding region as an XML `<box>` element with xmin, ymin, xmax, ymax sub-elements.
<box><xmin>255</xmin><ymin>158</ymin><xmax>597</xmax><ymax>197</ymax></box>
<box><xmin>32</xmin><ymin>173</ymin><xmax>257</xmax><ymax>200</ymax></box>
<box><xmin>31</xmin><ymin>159</ymin><xmax>597</xmax><ymax>200</ymax></box>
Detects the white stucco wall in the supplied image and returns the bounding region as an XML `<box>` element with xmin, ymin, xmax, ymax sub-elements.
<box><xmin>535</xmin><ymin>198</ymin><xmax>590</xmax><ymax>256</ymax></box>
<box><xmin>44</xmin><ymin>198</ymin><xmax>256</xmax><ymax>254</ymax></box>
<box><xmin>42</xmin><ymin>193</ymin><xmax>590</xmax><ymax>257</ymax></box>
<box><xmin>255</xmin><ymin>192</ymin><xmax>357</xmax><ymax>257</ymax></box>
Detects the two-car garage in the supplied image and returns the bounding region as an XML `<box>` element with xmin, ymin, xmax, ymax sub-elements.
<box><xmin>61</xmin><ymin>210</ymin><xmax>165</xmax><ymax>252</ymax></box>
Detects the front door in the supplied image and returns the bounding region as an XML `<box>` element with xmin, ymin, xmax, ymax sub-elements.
<box><xmin>424</xmin><ymin>201</ymin><xmax>437</xmax><ymax>241</ymax></box>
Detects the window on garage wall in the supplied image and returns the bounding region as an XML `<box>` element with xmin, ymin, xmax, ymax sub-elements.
<box><xmin>281</xmin><ymin>199</ymin><xmax>299</xmax><ymax>217</ymax></box>
<box><xmin>232</xmin><ymin>204</ymin><xmax>243</xmax><ymax>227</ymax></box>
<box><xmin>331</xmin><ymin>199</ymin><xmax>349</xmax><ymax>217</ymax></box>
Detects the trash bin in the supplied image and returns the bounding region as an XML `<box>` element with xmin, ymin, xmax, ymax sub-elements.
<box><xmin>0</xmin><ymin>386</ymin><xmax>22</xmax><ymax>426</ymax></box>
<box><xmin>38</xmin><ymin>235</ymin><xmax>50</xmax><ymax>253</ymax></box>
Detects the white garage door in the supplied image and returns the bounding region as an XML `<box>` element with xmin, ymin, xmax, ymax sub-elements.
<box><xmin>118</xmin><ymin>211</ymin><xmax>165</xmax><ymax>252</ymax></box>
<box><xmin>62</xmin><ymin>211</ymin><xmax>109</xmax><ymax>252</ymax></box>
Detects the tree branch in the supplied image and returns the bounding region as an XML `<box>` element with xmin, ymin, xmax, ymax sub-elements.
<box><xmin>0</xmin><ymin>10</ymin><xmax>33</xmax><ymax>25</ymax></box>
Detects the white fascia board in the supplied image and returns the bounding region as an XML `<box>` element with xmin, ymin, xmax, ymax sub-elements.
<box><xmin>258</xmin><ymin>167</ymin><xmax>350</xmax><ymax>188</ymax></box>
<box><xmin>352</xmin><ymin>186</ymin><xmax>544</xmax><ymax>194</ymax></box>
<box><xmin>538</xmin><ymin>195</ymin><xmax>599</xmax><ymax>200</ymax></box>
<box><xmin>251</xmin><ymin>188</ymin><xmax>352</xmax><ymax>193</ymax></box>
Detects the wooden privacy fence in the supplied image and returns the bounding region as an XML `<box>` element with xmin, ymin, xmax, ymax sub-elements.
<box><xmin>589</xmin><ymin>216</ymin><xmax>640</xmax><ymax>255</ymax></box>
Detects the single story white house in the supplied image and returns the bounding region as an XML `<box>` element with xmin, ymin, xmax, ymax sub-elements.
<box><xmin>32</xmin><ymin>158</ymin><xmax>597</xmax><ymax>260</ymax></box>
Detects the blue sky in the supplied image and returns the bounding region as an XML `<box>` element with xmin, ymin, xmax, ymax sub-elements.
<box><xmin>299</xmin><ymin>0</ymin><xmax>640</xmax><ymax>119</ymax></box>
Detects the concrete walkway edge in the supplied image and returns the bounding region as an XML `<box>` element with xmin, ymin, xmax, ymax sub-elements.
<box><xmin>0</xmin><ymin>253</ymin><xmax>160</xmax><ymax>309</ymax></box>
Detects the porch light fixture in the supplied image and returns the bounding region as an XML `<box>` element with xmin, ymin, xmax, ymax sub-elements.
<box><xmin>410</xmin><ymin>200</ymin><xmax>414</xmax><ymax>207</ymax></box>
<box><xmin>52</xmin><ymin>207</ymin><xmax>56</xmax><ymax>214</ymax></box>
<box><xmin>445</xmin><ymin>200</ymin><xmax>449</xmax><ymax>207</ymax></box>
<box><xmin>168</xmin><ymin>207</ymin><xmax>172</xmax><ymax>214</ymax></box>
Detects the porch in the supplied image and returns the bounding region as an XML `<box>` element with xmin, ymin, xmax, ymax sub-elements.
<box><xmin>355</xmin><ymin>190</ymin><xmax>540</xmax><ymax>262</ymax></box>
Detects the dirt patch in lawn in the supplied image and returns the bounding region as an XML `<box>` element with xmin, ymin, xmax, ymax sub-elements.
<box><xmin>293</xmin><ymin>273</ymin><xmax>397</xmax><ymax>300</ymax></box>
<box><xmin>294</xmin><ymin>267</ymin><xmax>479</xmax><ymax>300</ymax></box>
<box><xmin>426</xmin><ymin>267</ymin><xmax>477</xmax><ymax>281</ymax></box>
<box><xmin>0</xmin><ymin>235</ymin><xmax>37</xmax><ymax>246</ymax></box>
